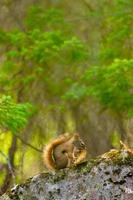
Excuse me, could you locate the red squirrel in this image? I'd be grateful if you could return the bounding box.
[43,133,87,170]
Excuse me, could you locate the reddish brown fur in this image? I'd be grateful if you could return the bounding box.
[43,134,72,170]
[43,133,87,170]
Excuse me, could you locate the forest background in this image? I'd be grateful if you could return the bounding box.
[0,0,133,195]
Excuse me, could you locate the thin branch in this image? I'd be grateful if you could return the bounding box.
[82,0,94,12]
[16,135,43,153]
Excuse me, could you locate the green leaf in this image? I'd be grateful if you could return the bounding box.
[0,95,33,134]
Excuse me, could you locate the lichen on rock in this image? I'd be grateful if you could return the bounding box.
[1,148,133,200]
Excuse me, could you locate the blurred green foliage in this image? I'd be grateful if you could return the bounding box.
[0,95,33,134]
[0,7,87,103]
[83,59,133,117]
[63,58,133,117]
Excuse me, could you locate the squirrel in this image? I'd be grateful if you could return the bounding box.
[43,133,87,170]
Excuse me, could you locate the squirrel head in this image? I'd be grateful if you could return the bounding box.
[71,133,87,165]
[72,133,86,150]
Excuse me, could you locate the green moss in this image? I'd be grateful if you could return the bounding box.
[74,149,133,174]
[52,169,67,182]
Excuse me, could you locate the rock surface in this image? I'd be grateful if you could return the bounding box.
[1,152,133,200]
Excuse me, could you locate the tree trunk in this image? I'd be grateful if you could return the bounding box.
[0,136,17,195]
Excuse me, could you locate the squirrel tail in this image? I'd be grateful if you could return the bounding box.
[43,133,72,170]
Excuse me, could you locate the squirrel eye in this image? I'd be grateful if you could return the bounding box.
[80,142,85,147]
[73,140,85,149]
